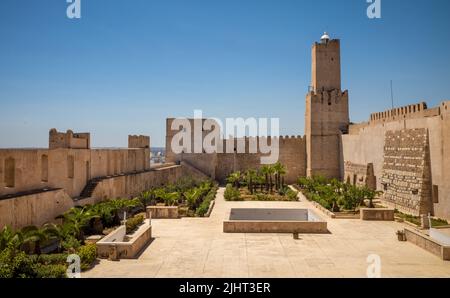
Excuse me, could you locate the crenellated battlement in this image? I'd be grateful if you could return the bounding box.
[369,102,441,124]
[128,135,150,149]
[307,89,348,105]
[49,128,90,149]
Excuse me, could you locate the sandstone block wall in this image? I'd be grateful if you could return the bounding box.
[49,129,90,149]
[0,144,150,198]
[89,165,182,202]
[305,90,349,178]
[128,135,150,149]
[343,100,450,220]
[166,118,307,184]
[381,129,432,216]
[344,161,376,189]
[0,189,74,230]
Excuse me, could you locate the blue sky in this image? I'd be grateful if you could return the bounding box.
[1,0,449,147]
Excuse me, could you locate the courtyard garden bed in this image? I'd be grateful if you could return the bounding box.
[139,178,219,217]
[223,163,299,202]
[0,178,217,277]
[296,176,382,218]
[0,196,145,277]
[394,210,449,228]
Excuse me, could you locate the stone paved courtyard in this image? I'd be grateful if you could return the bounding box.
[83,188,450,278]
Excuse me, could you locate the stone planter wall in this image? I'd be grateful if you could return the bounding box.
[146,206,179,219]
[97,219,152,260]
[404,227,450,260]
[360,208,395,221]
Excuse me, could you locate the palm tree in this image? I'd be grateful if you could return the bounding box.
[162,192,180,206]
[184,189,200,210]
[227,171,242,189]
[260,166,270,192]
[245,170,257,194]
[57,207,97,241]
[20,226,52,255]
[140,190,155,206]
[41,223,68,252]
[273,162,286,190]
[266,165,276,193]
[0,225,21,251]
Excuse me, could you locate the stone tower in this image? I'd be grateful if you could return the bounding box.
[305,33,349,178]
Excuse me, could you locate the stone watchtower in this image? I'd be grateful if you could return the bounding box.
[305,33,349,178]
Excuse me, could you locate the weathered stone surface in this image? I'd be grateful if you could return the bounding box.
[146,206,179,219]
[360,208,394,221]
[380,129,432,216]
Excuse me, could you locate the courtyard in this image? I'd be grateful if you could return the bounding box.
[83,188,450,278]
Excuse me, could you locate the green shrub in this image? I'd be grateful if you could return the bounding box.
[36,253,69,265]
[224,184,242,201]
[286,189,298,201]
[32,263,67,278]
[61,235,81,251]
[77,244,97,268]
[254,193,270,201]
[195,186,218,217]
[126,214,145,234]
[0,245,36,278]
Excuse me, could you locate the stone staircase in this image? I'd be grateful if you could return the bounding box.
[78,178,102,199]
[180,160,212,180]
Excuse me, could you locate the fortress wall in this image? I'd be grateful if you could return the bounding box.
[343,101,450,220]
[278,136,307,183]
[0,164,187,230]
[214,136,306,184]
[166,117,307,184]
[0,148,150,198]
[90,165,183,202]
[0,189,74,230]
[128,135,150,149]
[180,153,216,178]
[381,129,432,216]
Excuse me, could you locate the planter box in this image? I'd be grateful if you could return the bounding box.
[404,227,450,260]
[97,219,152,260]
[146,206,179,219]
[360,208,394,221]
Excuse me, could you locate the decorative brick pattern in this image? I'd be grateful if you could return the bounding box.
[381,129,432,215]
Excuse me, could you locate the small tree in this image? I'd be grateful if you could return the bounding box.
[227,172,242,189]
[361,187,382,208]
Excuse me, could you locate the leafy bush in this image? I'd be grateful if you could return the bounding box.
[195,186,218,217]
[254,193,270,201]
[126,215,145,234]
[0,245,35,278]
[297,176,382,212]
[36,253,69,265]
[32,263,67,278]
[78,244,97,268]
[61,235,81,251]
[286,189,298,201]
[224,184,242,201]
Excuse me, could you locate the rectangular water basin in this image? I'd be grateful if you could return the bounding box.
[223,208,328,233]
